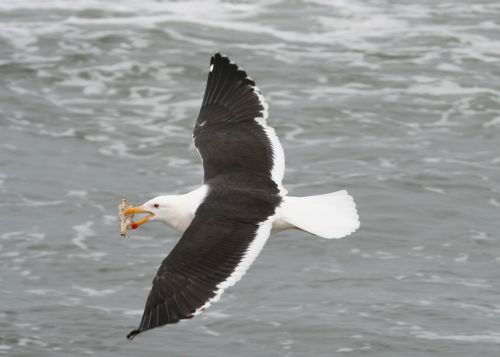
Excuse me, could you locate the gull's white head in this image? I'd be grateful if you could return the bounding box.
[124,195,184,230]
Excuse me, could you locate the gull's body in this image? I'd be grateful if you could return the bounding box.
[146,186,357,237]
[124,54,360,339]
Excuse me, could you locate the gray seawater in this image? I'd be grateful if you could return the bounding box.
[1,0,500,356]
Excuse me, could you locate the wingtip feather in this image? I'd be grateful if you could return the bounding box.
[126,329,141,340]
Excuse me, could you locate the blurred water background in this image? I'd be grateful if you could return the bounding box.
[1,0,500,356]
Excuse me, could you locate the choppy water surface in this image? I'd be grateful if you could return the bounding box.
[1,0,500,356]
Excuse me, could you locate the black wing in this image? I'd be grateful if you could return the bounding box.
[193,53,284,184]
[127,182,279,340]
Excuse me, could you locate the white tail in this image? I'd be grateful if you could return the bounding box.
[276,190,360,239]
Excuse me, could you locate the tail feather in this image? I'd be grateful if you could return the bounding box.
[280,190,360,239]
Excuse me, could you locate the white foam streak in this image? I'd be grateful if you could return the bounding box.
[71,221,95,251]
[415,331,500,344]
[72,285,118,297]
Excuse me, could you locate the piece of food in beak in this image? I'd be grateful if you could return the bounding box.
[126,206,154,230]
[119,199,134,238]
[119,202,155,235]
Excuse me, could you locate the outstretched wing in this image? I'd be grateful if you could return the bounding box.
[126,184,279,340]
[193,53,285,187]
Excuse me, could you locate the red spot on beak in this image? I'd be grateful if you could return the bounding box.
[131,223,139,230]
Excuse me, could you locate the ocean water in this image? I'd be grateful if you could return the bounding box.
[1,0,500,356]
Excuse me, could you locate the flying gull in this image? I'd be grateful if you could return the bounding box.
[123,53,360,339]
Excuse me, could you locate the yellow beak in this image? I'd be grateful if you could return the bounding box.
[124,206,154,230]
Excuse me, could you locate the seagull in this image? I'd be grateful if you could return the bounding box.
[123,53,360,339]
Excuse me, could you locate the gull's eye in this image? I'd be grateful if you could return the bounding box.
[153,203,160,209]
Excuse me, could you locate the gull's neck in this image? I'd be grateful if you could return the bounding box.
[162,185,208,233]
